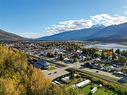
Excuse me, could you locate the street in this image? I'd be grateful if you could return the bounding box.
[43,61,127,82]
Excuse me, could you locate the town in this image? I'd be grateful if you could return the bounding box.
[1,0,127,95]
[5,41,127,95]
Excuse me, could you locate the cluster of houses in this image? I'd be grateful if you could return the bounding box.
[83,59,127,76]
[7,41,127,76]
[5,41,127,94]
[7,42,94,63]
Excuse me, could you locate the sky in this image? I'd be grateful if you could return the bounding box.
[0,0,127,38]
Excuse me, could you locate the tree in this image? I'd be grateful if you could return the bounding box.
[119,56,126,63]
[28,68,51,95]
[115,49,120,55]
[112,52,116,60]
[0,45,84,95]
[0,45,51,95]
[121,50,127,57]
[101,51,105,59]
[59,54,63,61]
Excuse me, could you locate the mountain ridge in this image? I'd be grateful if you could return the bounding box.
[37,22,127,42]
[0,29,27,41]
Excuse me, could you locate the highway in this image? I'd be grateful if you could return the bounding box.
[28,54,127,88]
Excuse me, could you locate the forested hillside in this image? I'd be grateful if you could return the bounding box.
[0,29,27,41]
[0,45,81,95]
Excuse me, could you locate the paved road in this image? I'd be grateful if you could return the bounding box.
[82,68,121,80]
[67,62,125,80]
[43,67,69,80]
[68,68,127,88]
[28,54,127,83]
[42,61,125,81]
[42,62,81,80]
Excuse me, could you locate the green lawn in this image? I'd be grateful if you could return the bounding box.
[83,84,115,95]
[47,64,56,71]
[83,85,91,94]
[66,77,116,95]
[61,74,116,95]
[95,88,115,95]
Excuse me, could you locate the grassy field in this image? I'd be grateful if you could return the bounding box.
[60,75,116,95]
[83,84,115,95]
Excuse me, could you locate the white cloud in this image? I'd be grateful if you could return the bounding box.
[91,14,127,26]
[19,33,44,38]
[45,14,127,36]
[46,19,93,35]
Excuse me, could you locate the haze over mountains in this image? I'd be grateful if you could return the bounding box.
[37,22,127,42]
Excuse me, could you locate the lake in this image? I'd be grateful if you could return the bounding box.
[85,43,127,51]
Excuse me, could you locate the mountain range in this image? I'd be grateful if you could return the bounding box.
[0,22,127,42]
[0,29,26,41]
[37,22,127,42]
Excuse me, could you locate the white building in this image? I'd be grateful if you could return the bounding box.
[74,79,91,88]
[91,87,97,94]
[61,76,70,83]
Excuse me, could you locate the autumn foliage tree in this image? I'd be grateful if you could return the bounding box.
[0,45,81,95]
[0,45,51,95]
